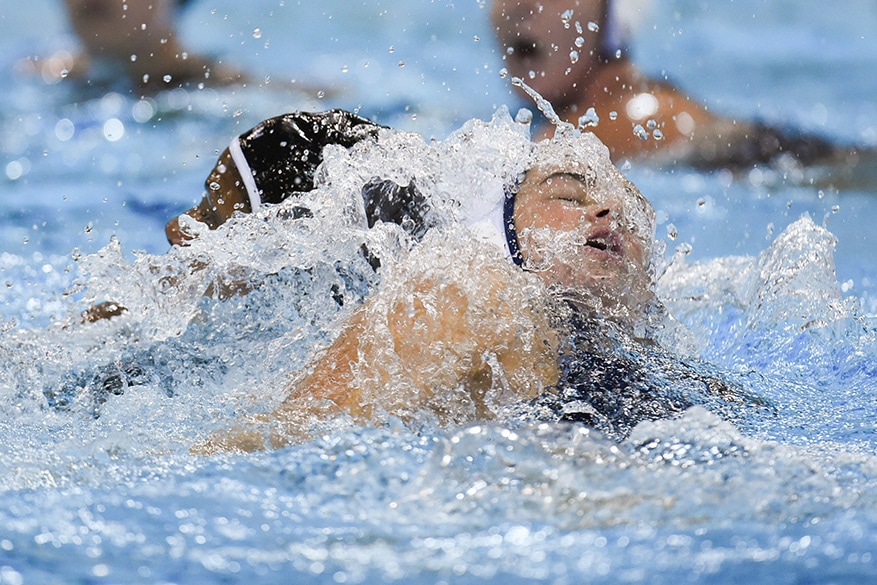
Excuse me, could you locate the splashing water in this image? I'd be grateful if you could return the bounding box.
[0,107,875,583]
[1,0,877,581]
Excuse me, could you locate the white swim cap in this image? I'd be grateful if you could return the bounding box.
[461,179,523,265]
[458,131,654,268]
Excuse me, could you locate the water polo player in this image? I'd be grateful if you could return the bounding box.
[164,110,432,248]
[58,0,243,89]
[182,110,756,453]
[491,0,850,169]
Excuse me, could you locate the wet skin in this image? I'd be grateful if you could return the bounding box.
[513,163,653,316]
[490,0,723,161]
[165,149,251,246]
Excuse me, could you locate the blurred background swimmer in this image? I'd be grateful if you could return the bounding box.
[35,0,245,90]
[491,0,856,170]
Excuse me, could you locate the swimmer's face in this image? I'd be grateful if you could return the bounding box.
[513,150,654,316]
[491,0,606,107]
[165,149,251,246]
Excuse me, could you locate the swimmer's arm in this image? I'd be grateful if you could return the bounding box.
[192,312,368,455]
[199,263,560,453]
[282,266,560,425]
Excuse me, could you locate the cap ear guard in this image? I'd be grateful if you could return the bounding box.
[228,135,262,213]
[503,186,523,266]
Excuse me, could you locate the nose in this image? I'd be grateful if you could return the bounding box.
[587,199,621,223]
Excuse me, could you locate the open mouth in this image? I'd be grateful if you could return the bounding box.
[584,231,622,257]
[586,237,608,251]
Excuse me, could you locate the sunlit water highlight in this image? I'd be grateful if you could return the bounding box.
[1,0,877,583]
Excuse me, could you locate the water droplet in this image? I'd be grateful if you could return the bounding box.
[499,67,508,78]
[588,21,600,32]
[398,61,406,67]
[252,28,262,39]
[515,108,533,125]
[578,107,599,129]
[209,181,221,192]
[341,65,349,73]
[666,224,678,241]
[102,118,125,142]
[163,74,172,83]
[652,129,664,140]
[575,36,585,48]
[473,35,480,43]
[561,9,574,27]
[609,111,618,120]
[130,54,137,62]
[569,50,579,64]
[54,118,75,142]
[633,124,649,140]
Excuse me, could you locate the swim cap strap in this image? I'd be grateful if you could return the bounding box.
[503,187,523,266]
[228,135,262,213]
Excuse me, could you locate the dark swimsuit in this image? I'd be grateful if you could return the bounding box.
[524,309,761,441]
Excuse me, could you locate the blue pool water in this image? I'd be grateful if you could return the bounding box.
[1,0,877,583]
